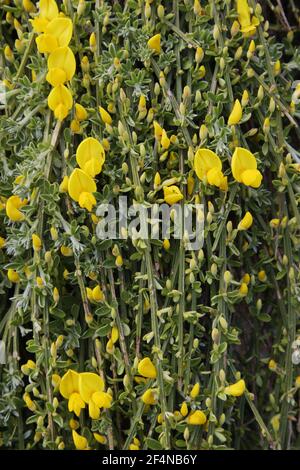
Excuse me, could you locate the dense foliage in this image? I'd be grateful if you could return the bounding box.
[0,0,300,450]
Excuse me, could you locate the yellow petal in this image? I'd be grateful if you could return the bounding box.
[48,84,73,112]
[72,430,88,450]
[68,169,96,202]
[231,147,257,182]
[54,103,69,121]
[99,106,112,125]
[83,158,103,177]
[138,357,157,379]
[30,17,49,33]
[161,129,170,149]
[238,211,253,230]
[141,388,157,405]
[194,148,222,181]
[237,0,251,28]
[187,410,207,425]
[68,392,85,417]
[47,46,76,84]
[6,195,26,221]
[59,175,69,193]
[224,379,246,396]
[7,268,20,283]
[241,169,262,188]
[59,370,79,399]
[75,103,88,121]
[88,399,100,419]
[190,382,200,399]
[153,121,163,140]
[228,99,243,125]
[76,137,105,170]
[78,192,96,212]
[148,34,161,54]
[93,433,106,445]
[36,33,58,53]
[78,372,104,403]
[207,167,224,187]
[45,17,73,47]
[46,68,67,87]
[39,0,59,21]
[92,285,104,302]
[92,391,112,409]
[163,185,183,205]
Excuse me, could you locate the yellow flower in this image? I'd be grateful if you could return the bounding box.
[39,0,59,21]
[6,195,27,221]
[45,17,73,47]
[36,276,45,288]
[147,33,161,54]
[32,234,42,251]
[76,137,105,176]
[180,401,188,417]
[258,270,267,282]
[46,47,76,87]
[238,211,253,230]
[187,410,207,425]
[295,376,300,388]
[53,287,59,303]
[153,121,163,141]
[224,378,246,396]
[30,17,49,33]
[228,99,243,125]
[163,186,183,205]
[270,218,280,228]
[194,148,226,189]
[141,388,157,405]
[72,430,88,450]
[161,129,170,149]
[60,245,73,256]
[239,282,248,296]
[59,175,69,193]
[7,269,20,283]
[194,148,222,181]
[190,382,200,399]
[268,359,277,371]
[60,370,85,417]
[138,357,157,379]
[68,169,96,202]
[35,33,58,54]
[231,147,263,188]
[242,273,250,284]
[94,433,106,445]
[99,106,112,125]
[237,0,259,34]
[78,373,104,403]
[75,103,88,121]
[0,236,6,249]
[92,285,104,302]
[78,192,96,212]
[47,84,73,121]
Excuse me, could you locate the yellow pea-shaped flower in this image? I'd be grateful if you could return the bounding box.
[231,147,263,188]
[46,47,76,87]
[224,378,246,397]
[68,168,96,202]
[138,357,157,379]
[147,33,161,54]
[163,186,183,205]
